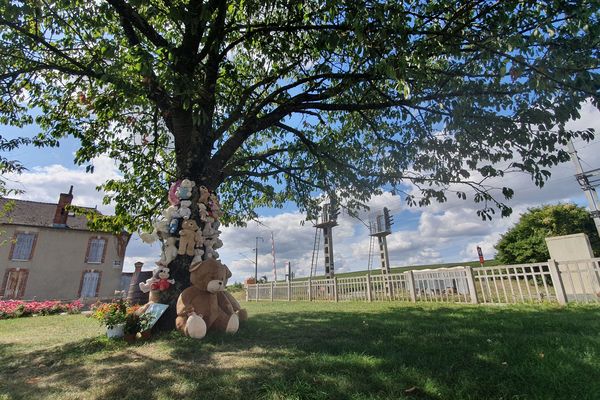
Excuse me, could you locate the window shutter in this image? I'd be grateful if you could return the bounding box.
[11,233,36,261]
[80,271,101,297]
[86,238,106,263]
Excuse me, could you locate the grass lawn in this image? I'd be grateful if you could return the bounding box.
[1,302,599,400]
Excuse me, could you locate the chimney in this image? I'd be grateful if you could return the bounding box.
[53,186,74,227]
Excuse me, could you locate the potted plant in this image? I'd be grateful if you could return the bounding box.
[138,312,153,340]
[123,307,153,343]
[91,300,128,339]
[123,313,140,343]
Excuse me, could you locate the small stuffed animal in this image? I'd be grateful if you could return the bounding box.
[177,179,195,200]
[202,220,217,237]
[157,237,178,266]
[203,237,219,259]
[139,268,160,293]
[208,193,223,220]
[198,203,209,222]
[168,180,182,205]
[178,200,192,219]
[192,247,205,265]
[175,259,239,339]
[178,219,201,256]
[150,266,175,291]
[198,185,210,204]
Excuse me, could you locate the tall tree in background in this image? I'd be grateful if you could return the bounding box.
[495,203,600,264]
[1,0,599,328]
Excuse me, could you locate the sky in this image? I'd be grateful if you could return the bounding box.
[2,102,600,284]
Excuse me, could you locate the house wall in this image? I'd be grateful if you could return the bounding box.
[0,224,127,300]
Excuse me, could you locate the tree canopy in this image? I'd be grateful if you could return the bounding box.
[1,0,599,230]
[495,203,600,264]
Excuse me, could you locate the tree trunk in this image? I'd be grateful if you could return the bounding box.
[151,179,223,333]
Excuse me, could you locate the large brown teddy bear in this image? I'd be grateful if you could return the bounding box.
[175,259,239,339]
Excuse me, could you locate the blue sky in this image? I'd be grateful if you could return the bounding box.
[2,101,600,283]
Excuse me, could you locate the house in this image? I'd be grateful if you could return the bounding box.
[0,187,130,301]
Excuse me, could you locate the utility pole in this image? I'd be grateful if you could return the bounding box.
[254,236,264,283]
[567,140,600,236]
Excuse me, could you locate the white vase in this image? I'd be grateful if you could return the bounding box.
[106,324,125,339]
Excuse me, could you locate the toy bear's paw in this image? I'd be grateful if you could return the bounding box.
[186,313,207,339]
[225,313,239,334]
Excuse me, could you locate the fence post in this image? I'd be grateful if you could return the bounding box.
[287,280,291,302]
[256,282,260,301]
[366,274,373,302]
[246,284,249,302]
[547,259,568,305]
[464,266,479,304]
[270,282,274,302]
[308,279,312,301]
[405,271,417,302]
[334,277,339,302]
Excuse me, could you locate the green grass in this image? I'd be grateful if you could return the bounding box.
[1,302,599,400]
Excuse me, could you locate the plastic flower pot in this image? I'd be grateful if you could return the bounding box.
[106,324,125,339]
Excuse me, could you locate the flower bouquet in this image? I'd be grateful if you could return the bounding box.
[91,299,128,338]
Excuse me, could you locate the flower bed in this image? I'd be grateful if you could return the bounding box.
[0,300,83,319]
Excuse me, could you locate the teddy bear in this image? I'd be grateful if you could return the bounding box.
[198,185,211,204]
[198,203,209,222]
[203,237,219,259]
[175,259,239,339]
[192,247,205,265]
[177,179,195,200]
[208,193,223,220]
[178,219,202,256]
[202,220,218,237]
[157,237,178,266]
[178,200,192,219]
[140,218,170,244]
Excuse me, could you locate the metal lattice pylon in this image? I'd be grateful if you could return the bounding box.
[310,227,321,278]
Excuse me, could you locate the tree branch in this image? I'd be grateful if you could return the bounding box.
[105,0,171,49]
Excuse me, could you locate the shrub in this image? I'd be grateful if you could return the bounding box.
[0,300,83,319]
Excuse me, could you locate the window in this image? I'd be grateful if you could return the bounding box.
[10,233,37,261]
[1,268,29,299]
[79,270,101,298]
[86,237,106,264]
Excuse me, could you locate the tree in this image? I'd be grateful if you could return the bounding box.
[495,203,600,264]
[1,1,598,329]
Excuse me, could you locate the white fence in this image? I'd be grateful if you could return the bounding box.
[246,258,600,305]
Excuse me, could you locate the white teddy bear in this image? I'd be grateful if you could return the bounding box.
[157,237,178,266]
[178,200,192,219]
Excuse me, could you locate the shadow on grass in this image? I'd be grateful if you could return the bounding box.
[1,304,599,400]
